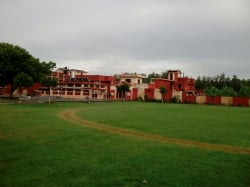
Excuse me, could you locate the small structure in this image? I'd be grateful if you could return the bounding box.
[120,73,146,85]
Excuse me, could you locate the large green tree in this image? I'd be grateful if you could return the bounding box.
[0,43,56,97]
[13,72,34,96]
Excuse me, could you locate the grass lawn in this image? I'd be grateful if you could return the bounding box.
[0,102,250,186]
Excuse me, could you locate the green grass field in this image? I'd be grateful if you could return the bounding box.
[0,102,250,186]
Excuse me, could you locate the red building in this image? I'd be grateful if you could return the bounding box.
[43,69,195,102]
[143,70,195,101]
[0,68,195,103]
[39,68,116,100]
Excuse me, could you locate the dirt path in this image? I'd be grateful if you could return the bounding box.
[59,109,250,155]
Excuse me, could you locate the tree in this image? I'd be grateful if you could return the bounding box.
[195,73,250,96]
[229,75,241,92]
[161,71,168,79]
[40,76,58,104]
[13,72,34,96]
[116,83,130,100]
[159,86,167,103]
[219,86,237,97]
[144,72,161,83]
[113,74,121,81]
[238,85,250,97]
[0,43,56,97]
[195,76,203,90]
[205,86,219,96]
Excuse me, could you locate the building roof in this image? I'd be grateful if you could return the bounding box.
[120,73,146,78]
[56,68,87,73]
[166,70,182,73]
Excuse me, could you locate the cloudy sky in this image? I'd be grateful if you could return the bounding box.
[1,0,249,78]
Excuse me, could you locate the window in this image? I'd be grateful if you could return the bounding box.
[170,73,173,80]
[125,79,131,83]
[178,84,182,90]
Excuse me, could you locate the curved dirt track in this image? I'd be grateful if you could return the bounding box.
[59,109,250,155]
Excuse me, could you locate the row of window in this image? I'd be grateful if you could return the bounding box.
[58,84,106,88]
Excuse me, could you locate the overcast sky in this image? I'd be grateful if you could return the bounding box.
[1,0,249,78]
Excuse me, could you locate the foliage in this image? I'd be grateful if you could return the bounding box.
[116,83,130,98]
[144,71,168,83]
[161,71,168,79]
[238,85,250,97]
[194,76,204,90]
[0,42,56,97]
[113,74,121,81]
[197,73,250,97]
[13,72,34,88]
[159,86,167,95]
[170,95,181,103]
[219,87,237,97]
[40,76,58,88]
[205,86,220,96]
[159,86,167,102]
[137,96,143,101]
[144,72,161,83]
[205,85,250,97]
[13,72,34,97]
[40,76,58,104]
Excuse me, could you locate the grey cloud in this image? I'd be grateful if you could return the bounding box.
[0,0,249,78]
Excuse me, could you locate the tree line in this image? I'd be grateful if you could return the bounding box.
[195,73,250,97]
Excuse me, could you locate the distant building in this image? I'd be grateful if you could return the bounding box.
[120,73,146,85]
[39,68,115,100]
[115,70,195,101]
[148,70,195,101]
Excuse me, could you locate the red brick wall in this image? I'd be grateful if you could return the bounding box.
[207,96,221,105]
[154,79,170,88]
[145,88,154,100]
[233,97,249,106]
[132,88,138,100]
[182,94,196,103]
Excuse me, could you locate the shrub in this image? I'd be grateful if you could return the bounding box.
[170,96,180,103]
[137,96,143,101]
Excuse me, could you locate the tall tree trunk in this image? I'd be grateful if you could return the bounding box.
[123,91,125,102]
[49,87,51,104]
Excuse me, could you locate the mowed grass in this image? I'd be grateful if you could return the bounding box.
[0,102,250,187]
[77,102,250,148]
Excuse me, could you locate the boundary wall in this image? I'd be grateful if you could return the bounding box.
[186,95,249,107]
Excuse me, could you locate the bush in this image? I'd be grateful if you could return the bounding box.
[170,96,180,103]
[205,86,220,96]
[219,87,237,97]
[239,85,250,97]
[137,96,143,101]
